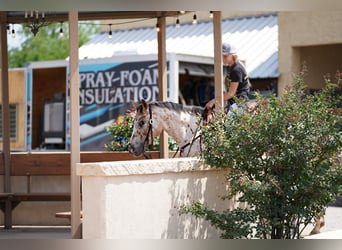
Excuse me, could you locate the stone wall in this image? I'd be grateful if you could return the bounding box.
[78,157,236,239]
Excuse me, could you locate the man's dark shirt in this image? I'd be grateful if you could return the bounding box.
[227,61,251,104]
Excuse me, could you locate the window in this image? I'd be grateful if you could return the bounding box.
[0,104,18,141]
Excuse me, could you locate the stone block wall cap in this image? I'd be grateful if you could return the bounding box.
[76,157,224,177]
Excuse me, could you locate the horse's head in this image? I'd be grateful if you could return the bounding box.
[128,99,152,156]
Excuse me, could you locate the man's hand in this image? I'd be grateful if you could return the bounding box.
[205,99,215,109]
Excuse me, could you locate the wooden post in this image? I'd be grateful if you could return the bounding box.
[68,11,82,239]
[213,11,224,108]
[157,16,168,158]
[0,11,12,229]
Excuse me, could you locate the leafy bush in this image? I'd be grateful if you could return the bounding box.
[105,113,134,151]
[180,74,342,239]
[105,111,178,152]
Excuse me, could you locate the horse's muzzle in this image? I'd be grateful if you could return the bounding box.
[128,143,144,156]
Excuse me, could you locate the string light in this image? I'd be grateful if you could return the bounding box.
[8,14,189,40]
[11,24,15,38]
[192,12,197,24]
[59,22,64,37]
[209,11,214,19]
[108,24,112,39]
[175,17,180,28]
[155,18,160,32]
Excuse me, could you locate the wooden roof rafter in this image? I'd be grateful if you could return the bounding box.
[5,11,188,24]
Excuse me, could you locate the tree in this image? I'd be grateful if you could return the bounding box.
[180,73,342,239]
[8,22,99,68]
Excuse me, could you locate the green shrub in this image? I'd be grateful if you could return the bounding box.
[105,113,135,151]
[181,75,342,239]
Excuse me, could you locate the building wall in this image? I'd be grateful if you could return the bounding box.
[300,44,342,89]
[0,69,26,150]
[278,11,342,95]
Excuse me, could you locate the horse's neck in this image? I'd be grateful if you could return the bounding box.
[153,107,198,147]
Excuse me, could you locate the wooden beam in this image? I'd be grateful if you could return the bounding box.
[68,11,82,239]
[6,11,183,24]
[0,11,12,229]
[157,16,168,159]
[1,152,161,176]
[157,17,167,103]
[213,11,224,108]
[78,11,181,20]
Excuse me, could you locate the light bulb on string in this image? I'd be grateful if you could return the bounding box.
[192,13,197,24]
[108,24,112,39]
[209,11,213,19]
[156,20,160,32]
[59,22,64,38]
[11,24,15,38]
[176,17,180,28]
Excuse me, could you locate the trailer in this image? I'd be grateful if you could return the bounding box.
[23,53,215,151]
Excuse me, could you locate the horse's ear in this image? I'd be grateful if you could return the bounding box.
[141,99,148,111]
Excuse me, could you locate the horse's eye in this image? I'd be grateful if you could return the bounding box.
[138,120,145,127]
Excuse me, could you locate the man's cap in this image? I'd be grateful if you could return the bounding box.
[222,41,237,55]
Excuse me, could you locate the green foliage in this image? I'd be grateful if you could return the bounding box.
[105,112,178,152]
[105,114,134,151]
[179,202,256,239]
[9,22,99,68]
[181,75,342,239]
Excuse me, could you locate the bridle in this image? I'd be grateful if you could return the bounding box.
[141,104,154,159]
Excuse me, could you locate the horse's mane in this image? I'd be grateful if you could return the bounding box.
[148,101,204,115]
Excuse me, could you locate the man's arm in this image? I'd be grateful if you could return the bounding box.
[205,81,239,109]
[223,81,238,102]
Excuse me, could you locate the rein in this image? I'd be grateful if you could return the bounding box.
[142,104,153,159]
[172,106,212,158]
[172,128,202,158]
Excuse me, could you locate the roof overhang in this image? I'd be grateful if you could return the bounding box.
[5,11,186,24]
